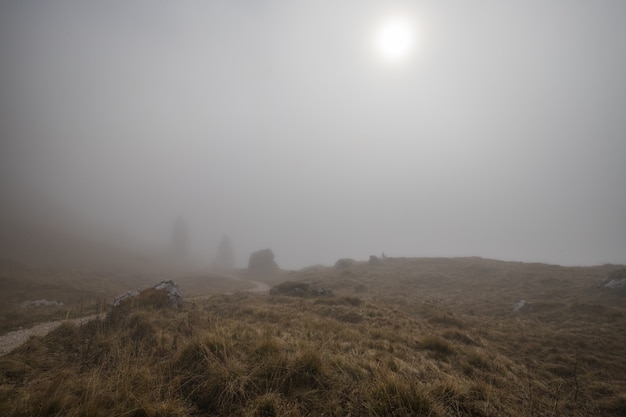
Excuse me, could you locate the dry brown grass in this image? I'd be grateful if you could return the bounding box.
[1,257,625,416]
[0,260,118,333]
[0,259,252,333]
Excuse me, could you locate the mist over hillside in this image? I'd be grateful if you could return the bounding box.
[2,1,625,270]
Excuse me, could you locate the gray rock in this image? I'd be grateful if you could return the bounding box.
[314,287,334,296]
[512,300,526,312]
[154,280,184,307]
[112,280,183,308]
[601,269,626,292]
[20,299,64,308]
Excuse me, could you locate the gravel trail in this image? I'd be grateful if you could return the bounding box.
[0,314,104,356]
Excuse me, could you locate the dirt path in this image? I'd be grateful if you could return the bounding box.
[0,314,104,356]
[0,277,271,356]
[240,278,271,294]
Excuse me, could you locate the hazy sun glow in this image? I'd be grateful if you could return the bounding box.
[375,16,415,62]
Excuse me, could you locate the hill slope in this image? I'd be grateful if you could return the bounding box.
[1,257,625,416]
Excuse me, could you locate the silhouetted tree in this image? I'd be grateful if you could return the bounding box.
[170,216,188,262]
[215,235,234,271]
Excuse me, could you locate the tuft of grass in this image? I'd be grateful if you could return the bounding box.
[369,374,432,416]
[427,312,466,328]
[419,335,455,358]
[465,349,494,371]
[285,349,326,392]
[314,296,362,307]
[598,393,626,415]
[246,393,279,417]
[443,329,479,346]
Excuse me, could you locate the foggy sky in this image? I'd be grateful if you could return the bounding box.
[2,0,625,268]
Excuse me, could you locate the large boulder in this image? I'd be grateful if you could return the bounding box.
[153,280,184,307]
[601,269,626,292]
[112,280,183,308]
[247,249,279,277]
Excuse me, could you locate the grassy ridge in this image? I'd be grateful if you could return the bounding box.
[1,257,625,416]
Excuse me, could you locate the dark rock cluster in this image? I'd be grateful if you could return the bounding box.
[269,281,333,297]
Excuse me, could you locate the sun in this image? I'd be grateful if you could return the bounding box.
[374,16,416,62]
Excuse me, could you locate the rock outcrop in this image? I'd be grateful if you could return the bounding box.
[247,249,279,277]
[153,280,184,307]
[112,280,183,308]
[334,258,355,269]
[601,269,626,291]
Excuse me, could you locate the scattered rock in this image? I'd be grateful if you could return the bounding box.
[313,287,334,296]
[369,255,381,265]
[601,269,626,291]
[334,258,355,269]
[112,280,183,308]
[270,281,333,297]
[20,299,64,308]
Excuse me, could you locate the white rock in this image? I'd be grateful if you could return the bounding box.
[512,300,526,312]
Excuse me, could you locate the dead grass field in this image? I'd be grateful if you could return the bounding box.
[1,257,625,416]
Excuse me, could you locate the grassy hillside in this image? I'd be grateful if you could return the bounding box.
[0,259,252,333]
[1,257,625,416]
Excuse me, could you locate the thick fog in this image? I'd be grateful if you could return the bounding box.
[2,1,625,269]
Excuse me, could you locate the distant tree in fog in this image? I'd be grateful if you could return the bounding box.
[170,216,188,262]
[215,235,234,270]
